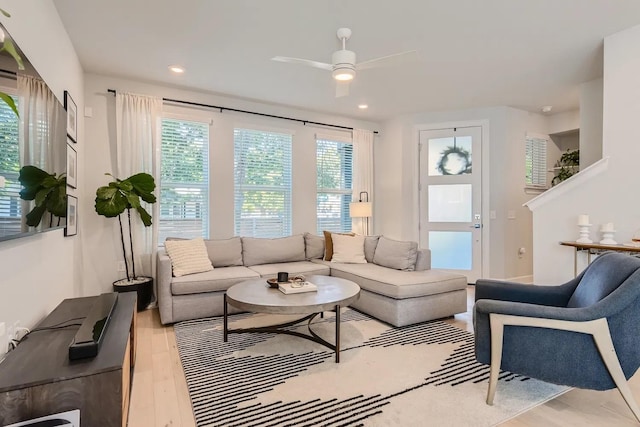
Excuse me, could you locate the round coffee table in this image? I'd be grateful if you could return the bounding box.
[224,275,360,362]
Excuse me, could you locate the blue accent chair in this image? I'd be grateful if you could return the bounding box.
[474,252,640,421]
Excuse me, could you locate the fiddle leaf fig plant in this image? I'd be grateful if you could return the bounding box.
[18,165,67,227]
[95,173,156,282]
[0,9,24,117]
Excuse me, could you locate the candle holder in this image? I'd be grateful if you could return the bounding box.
[600,229,617,245]
[576,224,592,244]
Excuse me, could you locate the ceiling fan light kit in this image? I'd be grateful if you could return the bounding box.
[271,27,416,97]
[331,48,356,81]
[333,67,355,81]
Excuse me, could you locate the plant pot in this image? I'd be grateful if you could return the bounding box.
[113,276,153,311]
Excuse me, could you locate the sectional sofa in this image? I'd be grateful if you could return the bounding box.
[157,233,468,327]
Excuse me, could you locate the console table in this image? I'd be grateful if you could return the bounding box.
[0,292,137,427]
[560,241,640,276]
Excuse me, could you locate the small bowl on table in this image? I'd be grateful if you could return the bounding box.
[266,275,306,289]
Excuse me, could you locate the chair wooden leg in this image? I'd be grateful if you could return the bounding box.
[483,313,640,418]
[487,314,505,405]
[591,319,640,423]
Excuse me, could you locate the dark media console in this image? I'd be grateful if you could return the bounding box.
[0,292,137,427]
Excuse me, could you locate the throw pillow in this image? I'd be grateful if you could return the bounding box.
[203,237,243,267]
[372,236,418,271]
[323,230,355,261]
[304,232,325,260]
[331,233,367,263]
[364,235,381,263]
[164,237,214,277]
[242,235,306,266]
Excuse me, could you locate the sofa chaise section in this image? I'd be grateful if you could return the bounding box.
[312,248,467,326]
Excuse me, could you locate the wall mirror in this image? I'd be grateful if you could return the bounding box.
[0,22,68,242]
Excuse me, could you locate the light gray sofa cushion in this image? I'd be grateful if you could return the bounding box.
[242,234,306,266]
[304,232,325,260]
[315,260,467,299]
[415,249,431,271]
[248,261,331,278]
[171,266,260,295]
[204,237,243,267]
[364,235,380,263]
[373,236,418,271]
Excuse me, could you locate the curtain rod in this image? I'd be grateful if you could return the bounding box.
[0,69,17,79]
[107,89,378,134]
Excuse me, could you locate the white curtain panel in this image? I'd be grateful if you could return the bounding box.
[352,128,374,235]
[18,74,63,232]
[18,74,63,175]
[115,92,162,286]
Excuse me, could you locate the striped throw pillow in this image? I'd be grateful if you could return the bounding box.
[164,237,213,277]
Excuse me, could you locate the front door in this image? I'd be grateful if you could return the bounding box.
[419,126,482,283]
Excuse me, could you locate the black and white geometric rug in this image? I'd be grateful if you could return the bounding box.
[174,309,567,427]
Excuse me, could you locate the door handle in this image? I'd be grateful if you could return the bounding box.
[469,224,481,229]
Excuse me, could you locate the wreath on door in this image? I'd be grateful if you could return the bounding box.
[437,145,472,175]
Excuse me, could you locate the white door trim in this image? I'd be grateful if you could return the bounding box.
[413,120,490,281]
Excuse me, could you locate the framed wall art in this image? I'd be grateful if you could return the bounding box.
[64,90,77,143]
[65,194,78,237]
[66,140,77,188]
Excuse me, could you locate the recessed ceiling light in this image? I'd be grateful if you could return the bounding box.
[358,104,368,109]
[541,105,553,113]
[169,65,185,74]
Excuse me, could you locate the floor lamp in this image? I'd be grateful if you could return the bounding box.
[350,191,372,235]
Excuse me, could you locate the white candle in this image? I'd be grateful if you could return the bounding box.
[578,214,589,226]
[602,222,614,232]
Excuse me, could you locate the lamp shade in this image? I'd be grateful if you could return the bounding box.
[349,201,372,218]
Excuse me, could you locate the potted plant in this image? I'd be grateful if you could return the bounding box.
[0,8,25,117]
[18,165,67,227]
[95,172,156,310]
[552,149,580,186]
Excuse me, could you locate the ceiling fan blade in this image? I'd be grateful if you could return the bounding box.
[271,56,333,71]
[335,81,350,98]
[356,50,419,71]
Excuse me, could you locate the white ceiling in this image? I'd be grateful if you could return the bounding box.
[52,0,640,121]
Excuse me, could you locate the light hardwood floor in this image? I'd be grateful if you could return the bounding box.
[128,287,640,426]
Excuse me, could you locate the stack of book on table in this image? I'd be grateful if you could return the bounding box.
[278,281,318,294]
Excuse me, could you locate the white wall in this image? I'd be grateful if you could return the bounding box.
[580,78,603,168]
[547,110,579,135]
[83,73,379,292]
[376,106,548,280]
[0,1,84,329]
[530,24,640,284]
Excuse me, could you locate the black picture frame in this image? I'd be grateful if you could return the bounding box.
[64,90,77,143]
[65,194,78,237]
[66,140,77,188]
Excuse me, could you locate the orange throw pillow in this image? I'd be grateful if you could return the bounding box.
[323,230,355,261]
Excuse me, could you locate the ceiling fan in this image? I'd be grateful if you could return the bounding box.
[272,28,417,97]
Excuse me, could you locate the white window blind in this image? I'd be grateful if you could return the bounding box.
[158,118,209,244]
[0,95,21,237]
[316,138,353,234]
[234,128,292,237]
[525,135,548,189]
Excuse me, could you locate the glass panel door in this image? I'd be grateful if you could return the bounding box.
[419,126,482,282]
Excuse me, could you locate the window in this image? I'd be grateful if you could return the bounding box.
[0,94,21,236]
[316,137,353,234]
[234,128,292,237]
[158,118,209,244]
[525,134,548,190]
